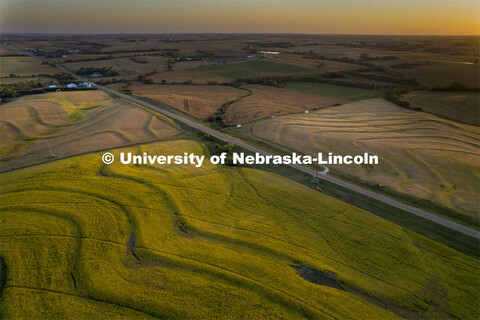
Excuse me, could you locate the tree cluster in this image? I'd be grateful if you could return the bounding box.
[0,80,44,102]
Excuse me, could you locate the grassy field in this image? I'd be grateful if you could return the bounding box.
[0,91,179,171]
[0,56,59,77]
[0,139,478,319]
[225,85,346,124]
[404,91,480,126]
[129,84,247,119]
[283,82,379,101]
[272,57,359,72]
[240,98,480,224]
[201,60,322,79]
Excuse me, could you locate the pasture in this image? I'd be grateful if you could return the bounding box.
[246,98,480,222]
[0,91,179,171]
[283,82,379,101]
[0,139,478,319]
[201,60,322,79]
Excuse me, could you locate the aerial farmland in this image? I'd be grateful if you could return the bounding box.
[0,4,479,318]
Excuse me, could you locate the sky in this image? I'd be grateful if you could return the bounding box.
[1,0,479,35]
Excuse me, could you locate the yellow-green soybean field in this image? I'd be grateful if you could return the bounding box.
[0,140,478,319]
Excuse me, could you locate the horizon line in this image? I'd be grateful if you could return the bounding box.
[1,31,479,37]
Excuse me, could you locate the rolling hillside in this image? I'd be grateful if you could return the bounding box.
[0,140,478,319]
[244,98,480,222]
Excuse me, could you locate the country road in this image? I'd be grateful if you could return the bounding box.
[48,60,480,240]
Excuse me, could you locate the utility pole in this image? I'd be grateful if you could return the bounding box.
[48,143,54,158]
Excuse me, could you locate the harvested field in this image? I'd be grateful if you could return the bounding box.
[130,84,246,119]
[147,70,232,84]
[248,98,480,217]
[225,85,346,124]
[95,38,247,57]
[402,61,479,88]
[0,139,478,319]
[0,57,58,77]
[0,45,20,56]
[404,91,480,126]
[106,82,128,91]
[0,91,179,171]
[288,44,372,59]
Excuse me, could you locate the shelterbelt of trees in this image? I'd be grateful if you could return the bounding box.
[0,80,44,103]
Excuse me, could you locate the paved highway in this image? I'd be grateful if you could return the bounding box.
[52,61,480,240]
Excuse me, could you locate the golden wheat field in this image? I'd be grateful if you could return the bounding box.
[225,85,346,124]
[130,84,247,119]
[248,98,480,217]
[0,91,179,171]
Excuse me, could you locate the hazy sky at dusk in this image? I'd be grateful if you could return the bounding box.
[1,0,479,35]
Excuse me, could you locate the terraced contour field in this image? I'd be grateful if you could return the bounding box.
[247,98,480,218]
[0,91,179,172]
[0,140,478,319]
